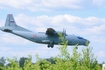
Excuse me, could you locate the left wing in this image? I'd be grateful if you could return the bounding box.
[46,28,58,36]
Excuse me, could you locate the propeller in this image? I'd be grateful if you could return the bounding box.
[63,28,67,36]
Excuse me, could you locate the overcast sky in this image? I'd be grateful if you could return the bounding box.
[0,0,105,63]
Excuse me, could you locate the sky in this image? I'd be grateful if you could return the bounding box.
[0,0,105,63]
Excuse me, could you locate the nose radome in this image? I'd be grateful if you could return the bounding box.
[85,40,90,46]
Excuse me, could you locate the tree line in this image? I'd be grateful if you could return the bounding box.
[0,34,103,70]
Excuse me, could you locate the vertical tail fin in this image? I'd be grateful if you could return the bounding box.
[5,14,17,27]
[3,14,31,32]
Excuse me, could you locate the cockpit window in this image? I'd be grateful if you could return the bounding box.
[77,36,86,40]
[77,37,83,39]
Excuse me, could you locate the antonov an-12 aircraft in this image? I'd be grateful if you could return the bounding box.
[0,14,90,48]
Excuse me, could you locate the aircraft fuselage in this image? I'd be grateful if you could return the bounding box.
[0,14,90,48]
[11,31,89,47]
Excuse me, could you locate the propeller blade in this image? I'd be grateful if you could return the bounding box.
[63,28,66,36]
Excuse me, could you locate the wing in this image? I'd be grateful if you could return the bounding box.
[46,28,58,36]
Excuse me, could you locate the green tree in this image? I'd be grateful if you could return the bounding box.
[19,57,28,69]
[1,33,101,70]
[6,57,22,70]
[45,57,55,64]
[0,57,6,67]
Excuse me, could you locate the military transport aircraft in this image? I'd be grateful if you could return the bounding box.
[0,14,90,48]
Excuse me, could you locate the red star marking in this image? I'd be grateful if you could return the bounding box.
[33,34,37,38]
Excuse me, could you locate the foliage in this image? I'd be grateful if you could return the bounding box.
[0,34,102,70]
[19,57,28,69]
[0,57,5,67]
[5,57,22,70]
